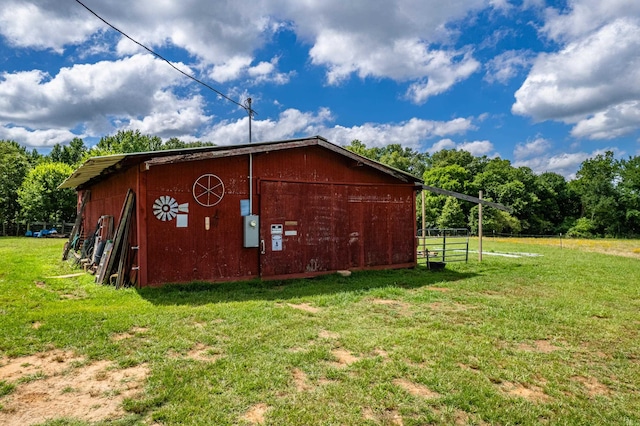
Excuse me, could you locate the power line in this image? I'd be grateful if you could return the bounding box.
[74,0,255,117]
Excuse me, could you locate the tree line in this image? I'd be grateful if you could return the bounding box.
[345,141,640,238]
[1,131,638,238]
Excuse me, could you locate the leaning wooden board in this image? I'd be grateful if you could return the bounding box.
[102,189,135,286]
[95,240,113,284]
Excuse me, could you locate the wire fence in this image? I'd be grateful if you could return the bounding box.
[489,232,565,248]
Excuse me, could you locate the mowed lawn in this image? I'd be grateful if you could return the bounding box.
[0,237,639,425]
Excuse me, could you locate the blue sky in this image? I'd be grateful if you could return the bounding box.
[1,0,640,178]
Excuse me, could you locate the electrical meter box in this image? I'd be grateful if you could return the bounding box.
[243,215,260,248]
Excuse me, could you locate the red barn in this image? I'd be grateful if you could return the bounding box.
[61,136,422,286]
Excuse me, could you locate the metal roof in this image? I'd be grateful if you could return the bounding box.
[59,154,126,189]
[59,136,422,189]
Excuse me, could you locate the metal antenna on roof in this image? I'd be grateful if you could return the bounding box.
[244,97,256,214]
[244,98,255,143]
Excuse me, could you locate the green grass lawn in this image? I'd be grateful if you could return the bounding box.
[1,237,639,425]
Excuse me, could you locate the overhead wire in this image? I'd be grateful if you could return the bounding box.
[74,0,255,116]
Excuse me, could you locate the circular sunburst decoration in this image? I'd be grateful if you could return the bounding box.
[192,174,225,207]
[153,195,179,221]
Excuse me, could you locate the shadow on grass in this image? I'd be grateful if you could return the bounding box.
[136,266,476,306]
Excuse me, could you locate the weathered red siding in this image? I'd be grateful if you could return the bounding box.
[258,180,415,278]
[144,155,257,284]
[82,166,138,238]
[81,141,418,286]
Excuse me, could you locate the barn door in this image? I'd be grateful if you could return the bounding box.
[259,181,348,278]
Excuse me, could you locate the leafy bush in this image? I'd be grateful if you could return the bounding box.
[566,217,597,238]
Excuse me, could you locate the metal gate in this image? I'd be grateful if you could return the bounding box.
[417,228,469,267]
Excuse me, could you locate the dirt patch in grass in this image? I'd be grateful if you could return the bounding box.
[241,403,270,425]
[292,368,312,392]
[370,298,412,315]
[111,326,149,341]
[372,348,389,359]
[0,350,81,381]
[573,376,611,397]
[0,350,148,426]
[499,381,550,403]
[318,329,340,339]
[286,303,320,314]
[433,406,488,426]
[393,378,440,399]
[363,407,404,425]
[186,343,223,362]
[427,287,451,292]
[518,340,563,353]
[429,302,468,312]
[330,348,360,367]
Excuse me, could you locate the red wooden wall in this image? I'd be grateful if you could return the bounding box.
[84,144,417,286]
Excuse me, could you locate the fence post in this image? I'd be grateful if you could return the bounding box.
[442,231,446,262]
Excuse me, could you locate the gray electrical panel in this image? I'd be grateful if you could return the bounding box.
[243,215,260,248]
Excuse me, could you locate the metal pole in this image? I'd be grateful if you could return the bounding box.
[478,191,483,262]
[247,98,253,215]
[421,190,426,255]
[247,97,252,143]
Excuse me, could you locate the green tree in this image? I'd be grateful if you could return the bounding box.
[86,130,163,157]
[437,198,466,228]
[569,151,622,236]
[468,203,521,235]
[378,144,428,178]
[619,155,640,235]
[532,172,580,234]
[421,164,472,227]
[344,140,381,161]
[0,140,31,227]
[17,162,76,224]
[345,140,428,178]
[161,138,215,150]
[428,149,487,177]
[49,138,87,167]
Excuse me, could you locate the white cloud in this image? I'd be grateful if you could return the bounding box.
[0,126,79,148]
[197,109,476,150]
[484,50,533,84]
[513,17,640,139]
[513,149,618,179]
[458,140,495,156]
[512,133,618,178]
[514,152,590,179]
[0,1,101,52]
[1,1,493,93]
[0,54,215,147]
[542,0,640,42]
[309,32,480,102]
[323,117,475,150]
[404,51,480,104]
[425,138,496,156]
[201,107,334,145]
[209,56,253,83]
[124,93,210,138]
[570,101,640,140]
[513,137,551,160]
[427,138,457,153]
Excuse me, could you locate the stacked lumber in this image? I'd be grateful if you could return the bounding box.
[95,189,136,288]
[62,190,91,261]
